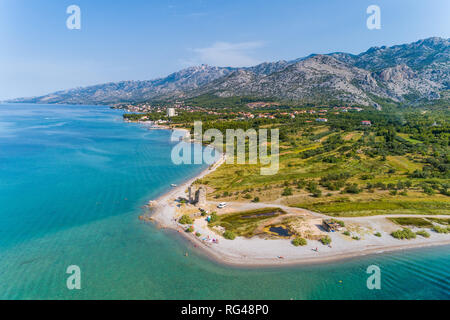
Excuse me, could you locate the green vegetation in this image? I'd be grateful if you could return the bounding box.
[179,214,193,225]
[391,228,417,240]
[186,226,194,233]
[389,217,433,228]
[282,187,293,196]
[296,200,450,217]
[223,230,237,240]
[432,225,449,234]
[125,100,449,219]
[320,236,332,245]
[208,208,286,238]
[427,218,450,225]
[197,106,449,217]
[195,232,202,237]
[184,94,276,109]
[374,232,382,237]
[343,231,351,236]
[416,230,430,238]
[209,212,218,223]
[292,237,308,246]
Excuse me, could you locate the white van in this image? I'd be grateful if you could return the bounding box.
[217,202,227,209]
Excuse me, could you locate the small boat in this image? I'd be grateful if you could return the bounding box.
[171,184,177,187]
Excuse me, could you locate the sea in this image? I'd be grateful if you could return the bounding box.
[0,103,448,300]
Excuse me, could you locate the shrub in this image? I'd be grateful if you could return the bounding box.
[195,232,201,237]
[186,226,194,233]
[374,232,382,237]
[312,190,322,198]
[179,214,193,225]
[344,184,361,194]
[282,187,293,196]
[252,197,260,203]
[209,212,218,223]
[352,236,361,240]
[320,236,332,245]
[307,181,320,193]
[432,225,449,234]
[292,237,308,247]
[296,180,306,189]
[391,228,417,240]
[244,194,252,199]
[223,230,236,240]
[343,231,350,236]
[416,230,430,238]
[423,186,435,195]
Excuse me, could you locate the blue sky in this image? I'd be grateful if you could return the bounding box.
[1,0,449,100]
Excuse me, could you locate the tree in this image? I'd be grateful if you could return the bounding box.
[223,230,236,240]
[179,215,193,225]
[282,187,293,196]
[292,237,307,246]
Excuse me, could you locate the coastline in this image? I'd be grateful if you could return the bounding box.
[143,128,450,267]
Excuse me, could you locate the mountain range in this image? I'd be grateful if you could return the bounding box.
[9,37,450,107]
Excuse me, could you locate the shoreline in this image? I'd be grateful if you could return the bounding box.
[143,128,450,268]
[186,235,450,268]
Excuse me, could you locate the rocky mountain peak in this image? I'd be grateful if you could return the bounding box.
[9,37,449,107]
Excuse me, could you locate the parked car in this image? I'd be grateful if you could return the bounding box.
[217,202,227,209]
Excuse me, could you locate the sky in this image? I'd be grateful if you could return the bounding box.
[1,0,449,100]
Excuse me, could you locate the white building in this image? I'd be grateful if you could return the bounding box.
[167,108,176,117]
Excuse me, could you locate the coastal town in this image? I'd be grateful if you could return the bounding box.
[119,101,374,129]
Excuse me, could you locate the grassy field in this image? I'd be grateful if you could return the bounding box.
[198,125,449,217]
[397,133,423,145]
[388,217,434,228]
[209,208,286,238]
[427,217,450,225]
[293,198,450,217]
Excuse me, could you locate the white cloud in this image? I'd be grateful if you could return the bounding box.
[184,41,264,67]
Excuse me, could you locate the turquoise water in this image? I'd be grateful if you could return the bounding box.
[0,104,449,300]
